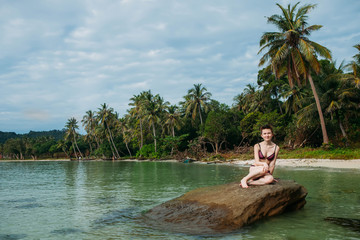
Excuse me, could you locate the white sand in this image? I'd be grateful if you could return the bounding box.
[2,158,359,169]
[232,158,360,169]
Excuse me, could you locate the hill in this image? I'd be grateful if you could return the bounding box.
[0,130,66,144]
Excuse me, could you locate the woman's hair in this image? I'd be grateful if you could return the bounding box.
[260,124,273,134]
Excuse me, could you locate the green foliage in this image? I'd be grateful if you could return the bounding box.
[136,144,160,159]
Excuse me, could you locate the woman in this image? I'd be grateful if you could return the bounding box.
[240,125,280,188]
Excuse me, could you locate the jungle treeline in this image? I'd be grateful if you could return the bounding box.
[1,2,359,160]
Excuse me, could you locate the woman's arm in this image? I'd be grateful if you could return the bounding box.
[269,145,280,174]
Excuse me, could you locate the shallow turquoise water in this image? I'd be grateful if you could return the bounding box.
[0,161,359,239]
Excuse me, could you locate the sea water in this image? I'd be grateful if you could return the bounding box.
[0,161,359,239]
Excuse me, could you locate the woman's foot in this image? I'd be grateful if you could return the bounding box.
[240,178,248,188]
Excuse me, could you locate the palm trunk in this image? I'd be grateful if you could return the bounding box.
[106,134,116,159]
[88,142,93,154]
[94,133,100,149]
[73,135,83,158]
[308,73,329,144]
[171,125,175,156]
[152,123,157,153]
[140,118,143,149]
[72,142,78,159]
[198,105,203,125]
[125,142,132,157]
[338,117,347,139]
[107,125,120,158]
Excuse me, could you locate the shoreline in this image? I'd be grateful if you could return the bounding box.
[231,158,360,169]
[1,158,360,169]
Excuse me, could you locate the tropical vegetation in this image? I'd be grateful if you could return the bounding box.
[1,2,359,160]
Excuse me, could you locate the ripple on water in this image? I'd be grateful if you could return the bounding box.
[6,198,37,203]
[93,207,139,228]
[0,234,27,240]
[14,203,44,209]
[50,228,85,235]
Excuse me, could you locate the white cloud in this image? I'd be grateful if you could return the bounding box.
[0,0,359,132]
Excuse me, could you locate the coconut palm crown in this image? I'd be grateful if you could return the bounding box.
[258,2,332,144]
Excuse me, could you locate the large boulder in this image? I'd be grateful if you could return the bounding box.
[144,179,307,234]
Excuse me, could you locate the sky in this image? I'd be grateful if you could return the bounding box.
[1,0,359,134]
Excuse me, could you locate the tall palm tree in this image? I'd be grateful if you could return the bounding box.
[65,117,83,159]
[97,103,120,159]
[117,116,133,157]
[142,91,169,152]
[164,105,182,138]
[164,105,182,155]
[82,110,100,150]
[258,2,332,144]
[129,93,146,150]
[321,61,358,139]
[182,83,212,125]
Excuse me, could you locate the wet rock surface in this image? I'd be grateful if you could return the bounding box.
[144,179,307,234]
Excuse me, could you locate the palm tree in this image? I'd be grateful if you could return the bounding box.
[344,44,360,88]
[321,61,358,139]
[97,103,120,159]
[65,117,83,159]
[142,91,169,152]
[281,85,310,115]
[258,2,332,144]
[117,116,133,157]
[182,83,212,125]
[164,105,182,156]
[129,93,146,150]
[82,110,100,150]
[164,105,182,137]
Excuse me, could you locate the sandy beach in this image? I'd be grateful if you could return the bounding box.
[1,158,360,170]
[233,158,360,169]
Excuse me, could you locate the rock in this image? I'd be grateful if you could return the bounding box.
[144,179,307,234]
[325,217,360,233]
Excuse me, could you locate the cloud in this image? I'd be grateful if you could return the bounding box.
[0,0,359,132]
[24,110,50,121]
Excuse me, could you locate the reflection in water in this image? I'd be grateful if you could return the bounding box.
[0,161,359,239]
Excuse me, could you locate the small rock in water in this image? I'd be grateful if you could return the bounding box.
[144,179,307,234]
[325,217,360,233]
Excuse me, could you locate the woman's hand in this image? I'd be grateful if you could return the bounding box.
[262,163,269,173]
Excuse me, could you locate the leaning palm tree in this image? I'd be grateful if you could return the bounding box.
[129,93,147,150]
[65,117,83,159]
[258,2,332,144]
[142,91,169,152]
[182,83,212,125]
[82,110,100,150]
[97,103,120,159]
[164,105,182,155]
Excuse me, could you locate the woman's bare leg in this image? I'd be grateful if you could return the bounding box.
[248,174,274,186]
[240,166,266,188]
